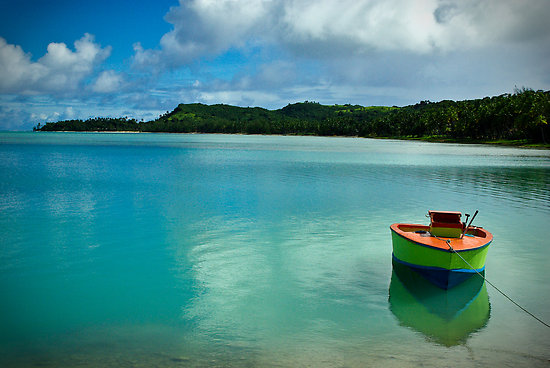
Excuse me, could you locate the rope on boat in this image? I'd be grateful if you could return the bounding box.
[441,238,550,329]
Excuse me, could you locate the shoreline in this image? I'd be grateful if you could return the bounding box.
[388,136,550,149]
[31,130,550,149]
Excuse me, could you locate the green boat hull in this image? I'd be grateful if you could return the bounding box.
[391,229,491,289]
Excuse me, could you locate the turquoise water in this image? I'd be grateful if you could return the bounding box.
[1,132,549,367]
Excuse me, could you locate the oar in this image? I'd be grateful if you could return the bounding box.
[461,210,478,238]
[464,213,470,227]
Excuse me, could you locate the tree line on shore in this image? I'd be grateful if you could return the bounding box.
[36,88,549,144]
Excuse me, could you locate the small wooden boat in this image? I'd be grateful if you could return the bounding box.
[390,210,493,289]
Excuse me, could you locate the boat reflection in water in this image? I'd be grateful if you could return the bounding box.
[389,260,490,347]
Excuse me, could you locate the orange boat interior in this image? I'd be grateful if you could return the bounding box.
[391,210,493,251]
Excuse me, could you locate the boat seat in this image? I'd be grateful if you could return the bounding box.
[430,222,463,238]
[428,210,464,238]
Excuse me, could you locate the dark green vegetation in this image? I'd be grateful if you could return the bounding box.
[36,88,550,145]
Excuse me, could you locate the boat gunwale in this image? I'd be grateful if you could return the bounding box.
[390,223,493,252]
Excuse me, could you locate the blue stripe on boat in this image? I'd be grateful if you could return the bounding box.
[392,254,485,289]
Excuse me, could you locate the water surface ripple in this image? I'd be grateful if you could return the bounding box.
[1,132,549,367]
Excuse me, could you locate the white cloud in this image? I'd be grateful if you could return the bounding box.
[0,34,111,94]
[133,0,550,70]
[133,0,273,69]
[64,106,76,120]
[91,70,124,93]
[0,38,46,92]
[280,0,446,53]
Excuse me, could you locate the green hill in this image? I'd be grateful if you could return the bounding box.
[36,89,550,145]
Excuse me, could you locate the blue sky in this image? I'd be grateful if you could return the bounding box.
[1,0,549,130]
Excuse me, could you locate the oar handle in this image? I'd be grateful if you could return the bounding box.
[461,210,479,238]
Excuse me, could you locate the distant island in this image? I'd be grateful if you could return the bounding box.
[35,88,549,147]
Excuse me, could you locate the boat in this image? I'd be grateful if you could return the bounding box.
[390,210,493,289]
[389,259,490,346]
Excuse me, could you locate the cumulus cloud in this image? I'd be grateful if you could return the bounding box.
[133,0,550,70]
[133,0,273,70]
[0,39,45,92]
[91,70,124,93]
[0,34,111,94]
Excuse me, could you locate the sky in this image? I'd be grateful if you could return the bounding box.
[1,0,549,130]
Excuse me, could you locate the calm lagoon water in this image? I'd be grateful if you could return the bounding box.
[0,132,549,367]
